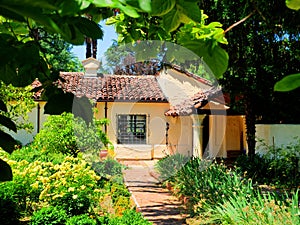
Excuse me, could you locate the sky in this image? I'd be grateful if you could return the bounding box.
[71,21,118,61]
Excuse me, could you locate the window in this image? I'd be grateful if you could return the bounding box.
[117,115,147,144]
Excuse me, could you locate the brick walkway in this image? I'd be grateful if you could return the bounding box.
[121,160,188,225]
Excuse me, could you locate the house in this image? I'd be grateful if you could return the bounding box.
[14,58,247,160]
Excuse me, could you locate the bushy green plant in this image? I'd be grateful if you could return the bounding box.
[37,156,102,215]
[237,138,300,187]
[66,214,97,225]
[155,153,190,181]
[110,183,131,204]
[0,159,49,214]
[92,157,123,178]
[108,209,152,225]
[235,154,271,184]
[52,191,91,216]
[161,157,255,214]
[0,190,21,225]
[11,145,66,164]
[32,112,111,157]
[1,155,104,217]
[195,191,300,225]
[30,206,67,225]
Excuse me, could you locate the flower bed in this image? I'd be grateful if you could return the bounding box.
[155,154,300,224]
[0,113,151,224]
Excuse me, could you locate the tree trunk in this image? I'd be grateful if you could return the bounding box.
[92,39,97,59]
[245,92,256,158]
[85,37,92,58]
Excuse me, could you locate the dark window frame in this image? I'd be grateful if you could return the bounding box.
[117,114,147,144]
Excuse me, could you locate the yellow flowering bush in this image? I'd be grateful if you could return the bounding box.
[0,147,138,223]
[0,155,104,217]
[38,156,103,216]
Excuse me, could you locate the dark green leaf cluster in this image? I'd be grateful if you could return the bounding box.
[236,138,300,188]
[0,189,20,225]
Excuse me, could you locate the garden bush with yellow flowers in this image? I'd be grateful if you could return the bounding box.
[0,113,151,225]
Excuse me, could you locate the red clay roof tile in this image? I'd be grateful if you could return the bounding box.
[58,73,168,102]
[164,86,224,116]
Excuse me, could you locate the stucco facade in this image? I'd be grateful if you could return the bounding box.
[15,58,238,160]
[8,101,48,145]
[256,124,300,154]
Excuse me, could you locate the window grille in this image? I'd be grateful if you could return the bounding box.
[117,114,147,144]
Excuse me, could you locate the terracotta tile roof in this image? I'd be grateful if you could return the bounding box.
[58,72,168,102]
[164,87,224,116]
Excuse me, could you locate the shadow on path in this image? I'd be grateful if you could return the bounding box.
[121,160,188,225]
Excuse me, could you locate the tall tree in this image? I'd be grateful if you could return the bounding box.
[202,0,300,156]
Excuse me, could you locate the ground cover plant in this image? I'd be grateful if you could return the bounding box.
[236,138,300,188]
[0,113,151,224]
[156,153,300,224]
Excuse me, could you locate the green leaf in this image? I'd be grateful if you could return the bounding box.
[0,64,18,86]
[0,159,12,182]
[73,17,103,39]
[0,115,17,132]
[0,100,7,112]
[0,130,18,154]
[1,5,62,34]
[58,0,85,16]
[274,73,300,91]
[150,0,176,16]
[177,0,201,23]
[118,4,140,18]
[72,96,93,124]
[286,0,300,10]
[44,91,74,115]
[138,0,151,12]
[92,0,117,7]
[0,6,26,22]
[182,40,229,78]
[163,8,181,32]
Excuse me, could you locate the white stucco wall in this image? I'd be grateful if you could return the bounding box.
[166,115,193,157]
[8,102,48,146]
[96,102,172,159]
[255,124,300,154]
[157,68,212,106]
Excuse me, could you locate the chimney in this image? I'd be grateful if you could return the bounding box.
[82,57,101,77]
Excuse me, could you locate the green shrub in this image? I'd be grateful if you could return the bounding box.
[30,206,67,225]
[11,145,66,164]
[155,153,190,181]
[195,191,300,225]
[51,191,91,216]
[92,157,123,178]
[108,209,152,225]
[0,190,20,225]
[162,157,255,215]
[37,157,102,215]
[110,183,131,204]
[0,159,47,215]
[32,112,111,157]
[1,156,104,217]
[66,214,97,225]
[237,139,300,187]
[236,154,271,184]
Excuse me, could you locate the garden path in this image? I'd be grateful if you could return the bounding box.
[121,160,188,225]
